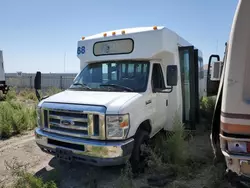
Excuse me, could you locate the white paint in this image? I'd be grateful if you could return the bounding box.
[219,0,250,177]
[39,26,204,139]
[0,51,5,82]
[222,0,250,117]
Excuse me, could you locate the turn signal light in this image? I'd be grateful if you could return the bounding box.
[153,26,158,30]
[103,33,107,37]
[112,32,116,36]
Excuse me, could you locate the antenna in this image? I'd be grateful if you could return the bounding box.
[216,40,218,53]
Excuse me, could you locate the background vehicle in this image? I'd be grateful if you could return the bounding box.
[34,26,206,173]
[0,50,9,94]
[207,0,250,186]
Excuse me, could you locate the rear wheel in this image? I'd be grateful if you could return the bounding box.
[129,129,150,175]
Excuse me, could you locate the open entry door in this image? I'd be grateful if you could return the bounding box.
[178,46,200,130]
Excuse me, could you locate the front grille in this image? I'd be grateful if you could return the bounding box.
[41,103,106,140]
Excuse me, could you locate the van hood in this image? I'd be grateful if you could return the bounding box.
[41,90,140,112]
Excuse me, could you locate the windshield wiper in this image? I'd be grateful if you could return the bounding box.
[100,84,134,92]
[72,82,91,90]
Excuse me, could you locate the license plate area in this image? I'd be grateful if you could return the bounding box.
[240,160,250,175]
[56,147,73,162]
[48,138,85,151]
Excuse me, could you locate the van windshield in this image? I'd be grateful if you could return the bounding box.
[69,60,150,92]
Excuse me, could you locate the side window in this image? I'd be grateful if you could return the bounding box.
[151,63,165,90]
[199,57,204,79]
[128,64,134,77]
[102,64,108,81]
[111,63,117,80]
[136,64,141,73]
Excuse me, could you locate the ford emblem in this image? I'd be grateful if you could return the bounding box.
[61,119,74,126]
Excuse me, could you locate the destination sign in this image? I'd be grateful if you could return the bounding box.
[93,39,134,56]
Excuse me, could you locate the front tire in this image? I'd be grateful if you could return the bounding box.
[129,129,150,175]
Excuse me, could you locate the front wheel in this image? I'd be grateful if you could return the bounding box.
[129,129,150,175]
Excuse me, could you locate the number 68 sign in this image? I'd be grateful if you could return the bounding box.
[77,46,85,55]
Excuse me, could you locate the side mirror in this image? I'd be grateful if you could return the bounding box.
[166,65,178,86]
[34,71,41,90]
[210,61,223,81]
[34,71,41,101]
[207,55,220,96]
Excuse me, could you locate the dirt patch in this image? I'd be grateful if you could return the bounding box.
[0,129,234,188]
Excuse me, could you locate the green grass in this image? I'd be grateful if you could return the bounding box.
[0,87,63,139]
[4,159,57,188]
[12,173,57,188]
[18,89,37,101]
[5,88,17,101]
[200,96,216,114]
[0,100,36,139]
[118,161,135,188]
[141,112,227,187]
[44,87,62,96]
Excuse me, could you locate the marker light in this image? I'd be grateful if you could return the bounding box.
[121,30,125,35]
[103,33,107,37]
[112,32,116,36]
[81,36,85,40]
[153,26,158,30]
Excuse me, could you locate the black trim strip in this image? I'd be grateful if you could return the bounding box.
[221,111,250,120]
[222,131,250,139]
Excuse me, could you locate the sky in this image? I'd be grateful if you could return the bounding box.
[0,0,238,73]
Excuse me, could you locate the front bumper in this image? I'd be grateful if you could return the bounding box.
[35,128,134,166]
[225,169,250,187]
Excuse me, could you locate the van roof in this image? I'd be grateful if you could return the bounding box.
[84,26,165,40]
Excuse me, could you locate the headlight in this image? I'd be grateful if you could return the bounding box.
[106,114,129,139]
[36,107,42,127]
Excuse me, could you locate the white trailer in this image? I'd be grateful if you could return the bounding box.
[34,26,205,173]
[0,50,8,94]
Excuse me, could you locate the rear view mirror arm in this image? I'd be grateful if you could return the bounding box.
[35,90,41,101]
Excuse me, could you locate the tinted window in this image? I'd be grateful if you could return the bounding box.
[151,63,165,90]
[70,60,150,92]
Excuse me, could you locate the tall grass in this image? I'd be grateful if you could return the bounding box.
[117,161,135,188]
[200,96,216,118]
[4,159,57,188]
[17,87,62,102]
[45,87,62,96]
[148,113,188,167]
[0,87,62,139]
[143,112,218,187]
[0,100,36,139]
[18,89,37,101]
[5,88,17,101]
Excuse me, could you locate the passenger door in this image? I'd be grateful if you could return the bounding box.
[151,63,168,133]
[178,46,199,129]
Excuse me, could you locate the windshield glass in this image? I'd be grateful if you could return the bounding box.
[69,60,150,92]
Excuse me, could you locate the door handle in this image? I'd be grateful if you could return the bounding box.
[145,99,152,105]
[166,100,168,106]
